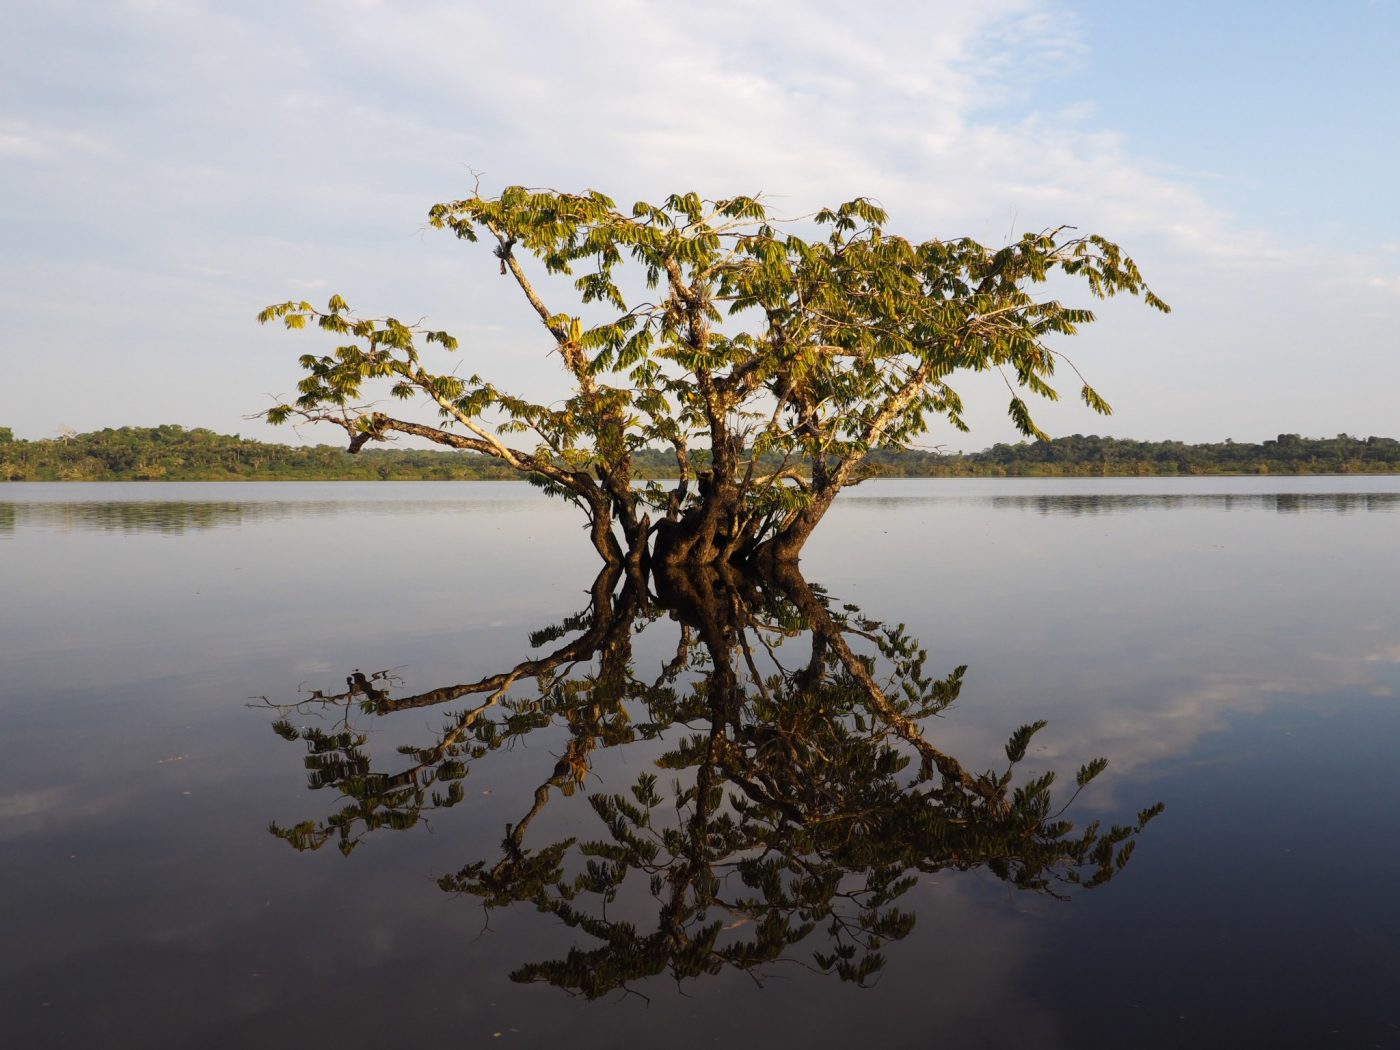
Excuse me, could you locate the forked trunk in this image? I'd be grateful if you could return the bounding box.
[646,484,838,569]
[745,488,837,569]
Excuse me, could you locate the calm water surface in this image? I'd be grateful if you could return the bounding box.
[3,478,1399,1048]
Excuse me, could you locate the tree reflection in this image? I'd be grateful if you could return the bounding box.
[257,563,1161,996]
[3,501,281,534]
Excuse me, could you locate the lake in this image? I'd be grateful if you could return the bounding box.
[3,477,1399,1048]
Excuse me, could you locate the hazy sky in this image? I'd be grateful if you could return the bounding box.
[3,0,1398,448]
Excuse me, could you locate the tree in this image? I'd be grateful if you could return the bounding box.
[259,186,1167,567]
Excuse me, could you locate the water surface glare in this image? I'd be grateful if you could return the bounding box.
[2,478,1398,1048]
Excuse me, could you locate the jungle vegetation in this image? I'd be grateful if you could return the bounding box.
[5,425,1398,482]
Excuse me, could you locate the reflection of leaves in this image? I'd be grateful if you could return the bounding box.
[267,717,481,855]
[528,610,592,649]
[261,563,1162,993]
[452,645,1160,996]
[1005,720,1047,762]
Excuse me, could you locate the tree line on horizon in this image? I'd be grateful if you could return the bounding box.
[2,424,1399,481]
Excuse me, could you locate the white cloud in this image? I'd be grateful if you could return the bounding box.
[1,0,1398,442]
[1364,643,1400,663]
[0,119,106,160]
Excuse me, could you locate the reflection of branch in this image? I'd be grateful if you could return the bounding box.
[261,558,1161,992]
[251,668,400,727]
[764,562,992,800]
[379,565,632,713]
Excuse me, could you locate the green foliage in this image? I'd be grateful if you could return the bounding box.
[862,432,1400,478]
[6,426,1398,483]
[254,184,1168,562]
[0,425,520,481]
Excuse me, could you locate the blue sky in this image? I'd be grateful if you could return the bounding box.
[2,0,1397,448]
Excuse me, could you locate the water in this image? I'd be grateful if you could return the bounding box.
[3,478,1398,1048]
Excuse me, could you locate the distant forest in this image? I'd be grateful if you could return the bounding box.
[4,425,1400,481]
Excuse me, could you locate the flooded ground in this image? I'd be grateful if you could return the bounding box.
[3,478,1398,1048]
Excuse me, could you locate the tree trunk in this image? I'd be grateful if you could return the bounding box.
[585,491,625,565]
[746,486,838,569]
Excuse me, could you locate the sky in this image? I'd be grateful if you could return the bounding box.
[2,0,1398,449]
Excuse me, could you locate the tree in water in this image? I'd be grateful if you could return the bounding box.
[258,186,1167,567]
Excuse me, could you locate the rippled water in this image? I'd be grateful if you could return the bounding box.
[3,478,1398,1048]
